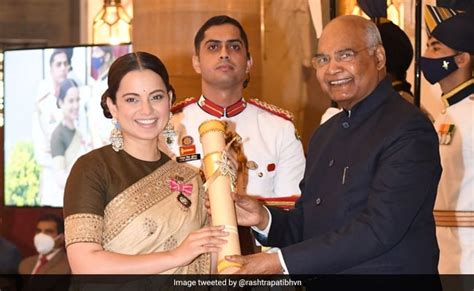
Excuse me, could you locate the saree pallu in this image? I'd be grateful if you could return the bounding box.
[65,160,210,274]
[64,130,86,171]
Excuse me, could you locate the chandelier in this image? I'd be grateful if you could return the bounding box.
[92,0,132,45]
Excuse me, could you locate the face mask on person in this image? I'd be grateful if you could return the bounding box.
[420,55,459,84]
[34,233,58,255]
[91,56,105,71]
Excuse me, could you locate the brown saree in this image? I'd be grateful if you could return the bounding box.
[65,159,210,274]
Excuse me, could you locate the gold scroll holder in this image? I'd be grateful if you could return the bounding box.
[198,120,242,274]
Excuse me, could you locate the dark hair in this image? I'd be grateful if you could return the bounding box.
[100,52,175,119]
[194,15,250,58]
[37,213,64,234]
[57,79,78,108]
[377,21,413,81]
[49,48,72,65]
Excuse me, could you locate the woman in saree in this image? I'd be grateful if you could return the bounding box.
[50,78,86,190]
[63,52,228,274]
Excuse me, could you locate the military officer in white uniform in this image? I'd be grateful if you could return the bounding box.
[421,5,474,274]
[163,15,305,205]
[169,95,303,200]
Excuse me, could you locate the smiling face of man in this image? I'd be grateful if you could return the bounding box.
[315,16,386,110]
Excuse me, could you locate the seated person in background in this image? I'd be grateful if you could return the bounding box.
[19,214,71,274]
[63,52,227,274]
[0,235,21,274]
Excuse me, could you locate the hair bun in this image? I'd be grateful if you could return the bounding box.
[100,89,113,119]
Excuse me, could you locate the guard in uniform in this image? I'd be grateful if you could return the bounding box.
[421,4,474,274]
[162,15,305,208]
[167,95,304,202]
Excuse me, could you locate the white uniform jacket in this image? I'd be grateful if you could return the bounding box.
[162,96,305,199]
[434,78,474,274]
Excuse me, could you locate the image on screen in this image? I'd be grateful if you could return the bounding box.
[3,44,132,207]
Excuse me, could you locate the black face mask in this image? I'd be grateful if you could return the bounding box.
[420,54,459,84]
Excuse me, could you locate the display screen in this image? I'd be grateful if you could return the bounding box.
[3,44,132,207]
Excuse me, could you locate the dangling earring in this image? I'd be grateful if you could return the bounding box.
[162,112,176,146]
[110,118,124,152]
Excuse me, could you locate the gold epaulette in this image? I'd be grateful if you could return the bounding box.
[171,97,198,114]
[248,98,294,121]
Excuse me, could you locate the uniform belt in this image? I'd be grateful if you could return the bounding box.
[433,210,474,227]
[257,195,299,210]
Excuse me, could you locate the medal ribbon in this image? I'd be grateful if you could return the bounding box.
[169,179,193,196]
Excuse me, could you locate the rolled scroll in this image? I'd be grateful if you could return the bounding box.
[198,120,241,274]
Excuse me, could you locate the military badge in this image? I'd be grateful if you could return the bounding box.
[179,145,196,156]
[169,176,193,196]
[177,193,192,209]
[438,123,455,145]
[177,135,201,162]
[170,176,193,209]
[176,154,201,163]
[267,163,276,172]
[182,136,194,146]
[246,160,258,170]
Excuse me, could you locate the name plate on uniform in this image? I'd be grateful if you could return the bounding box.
[176,154,201,163]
